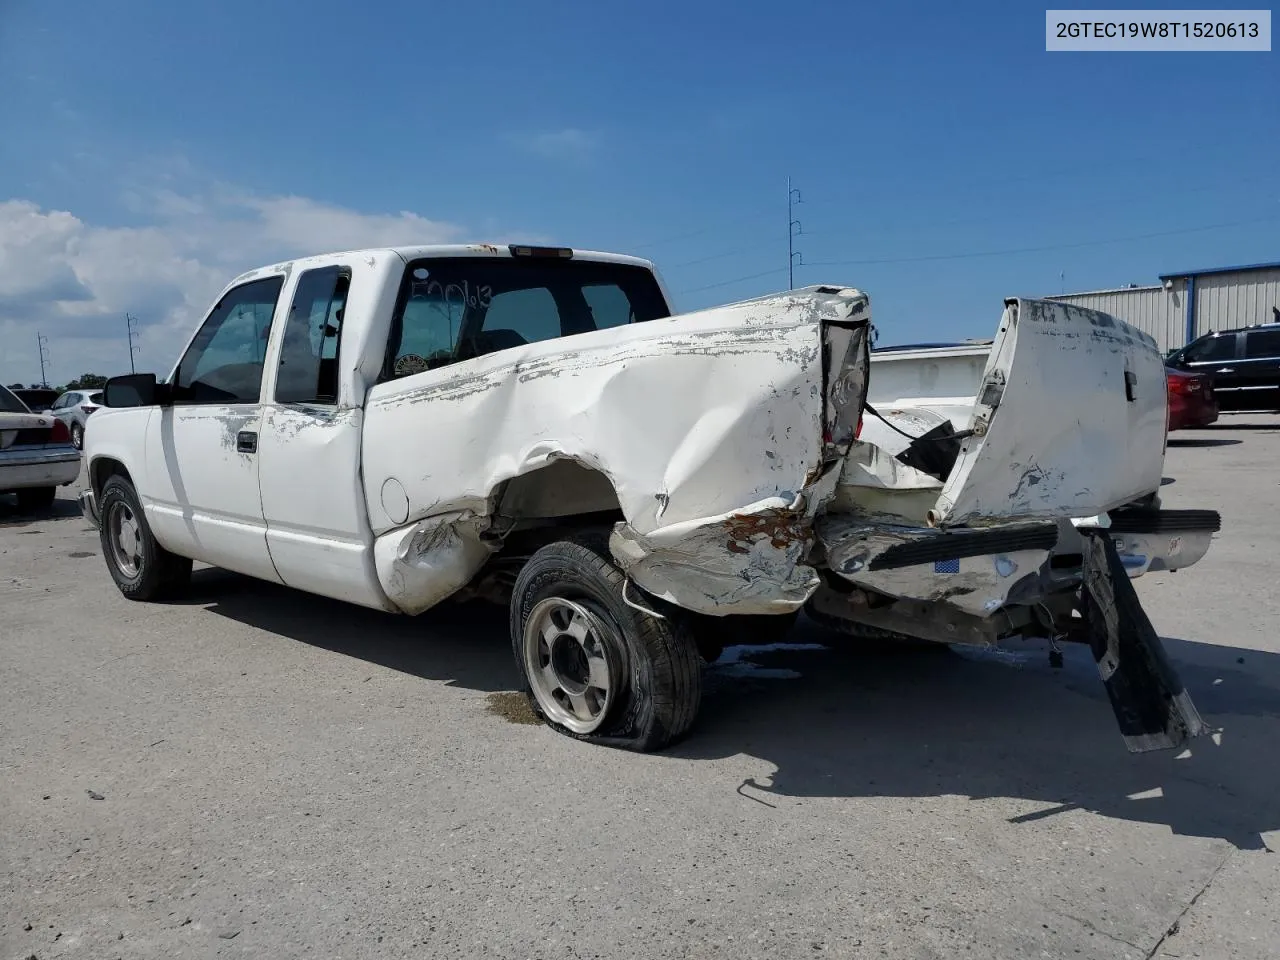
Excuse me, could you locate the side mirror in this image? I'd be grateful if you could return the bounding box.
[103,373,171,408]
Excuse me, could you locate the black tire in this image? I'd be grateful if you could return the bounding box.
[685,610,800,664]
[98,475,192,601]
[15,486,56,513]
[71,422,83,450]
[509,533,702,752]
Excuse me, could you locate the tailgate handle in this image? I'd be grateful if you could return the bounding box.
[1124,370,1137,402]
[236,430,258,454]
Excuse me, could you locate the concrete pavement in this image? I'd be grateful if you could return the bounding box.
[2,418,1277,959]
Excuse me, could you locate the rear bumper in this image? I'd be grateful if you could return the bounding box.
[0,449,81,492]
[1075,508,1220,576]
[815,507,1221,618]
[1168,394,1219,430]
[816,515,1060,617]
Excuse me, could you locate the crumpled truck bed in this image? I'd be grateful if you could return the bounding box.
[360,286,871,615]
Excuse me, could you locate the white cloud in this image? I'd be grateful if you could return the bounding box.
[511,128,599,163]
[0,186,467,386]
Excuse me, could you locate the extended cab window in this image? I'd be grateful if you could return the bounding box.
[386,256,669,379]
[276,266,349,404]
[174,277,284,404]
[1182,334,1236,364]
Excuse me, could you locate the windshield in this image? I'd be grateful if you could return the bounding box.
[0,385,31,413]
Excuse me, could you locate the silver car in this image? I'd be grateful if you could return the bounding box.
[0,384,81,512]
[47,389,103,450]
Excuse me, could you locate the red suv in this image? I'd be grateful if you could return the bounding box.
[1166,367,1218,431]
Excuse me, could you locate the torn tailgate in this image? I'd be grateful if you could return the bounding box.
[935,299,1168,525]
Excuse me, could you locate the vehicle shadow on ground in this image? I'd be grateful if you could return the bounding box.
[0,495,84,526]
[178,568,1279,852]
[1167,438,1241,447]
[171,567,521,693]
[680,620,1280,852]
[1204,421,1280,431]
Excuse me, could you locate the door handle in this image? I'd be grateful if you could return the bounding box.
[236,430,258,454]
[1214,367,1235,374]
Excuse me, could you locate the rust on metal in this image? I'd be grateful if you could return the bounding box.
[724,507,811,554]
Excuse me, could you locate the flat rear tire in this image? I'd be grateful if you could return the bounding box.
[510,534,702,751]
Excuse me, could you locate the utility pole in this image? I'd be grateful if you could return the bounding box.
[37,332,50,387]
[787,176,803,289]
[126,313,140,374]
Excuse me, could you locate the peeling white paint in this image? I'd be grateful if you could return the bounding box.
[362,285,871,615]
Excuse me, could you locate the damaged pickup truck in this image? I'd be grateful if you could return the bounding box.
[80,244,1218,753]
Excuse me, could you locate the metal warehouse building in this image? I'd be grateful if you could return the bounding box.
[1049,261,1280,354]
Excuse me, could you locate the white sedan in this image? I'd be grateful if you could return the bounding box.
[0,384,82,512]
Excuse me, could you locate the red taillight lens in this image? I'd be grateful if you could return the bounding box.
[50,419,71,443]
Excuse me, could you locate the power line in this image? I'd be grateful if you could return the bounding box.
[628,208,776,251]
[672,212,1280,297]
[803,214,1280,269]
[640,167,1273,267]
[667,237,781,269]
[675,266,789,295]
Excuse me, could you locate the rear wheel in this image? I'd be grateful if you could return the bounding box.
[15,486,56,513]
[71,422,84,450]
[98,476,192,601]
[510,534,702,751]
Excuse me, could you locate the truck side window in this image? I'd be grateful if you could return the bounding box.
[1244,330,1280,359]
[276,266,349,404]
[174,276,284,404]
[1182,334,1235,364]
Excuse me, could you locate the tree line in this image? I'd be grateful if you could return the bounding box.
[6,373,109,394]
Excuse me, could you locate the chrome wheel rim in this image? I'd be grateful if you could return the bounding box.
[523,597,618,734]
[107,501,143,578]
[71,424,83,449]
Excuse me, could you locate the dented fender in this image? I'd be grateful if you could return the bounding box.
[361,286,871,616]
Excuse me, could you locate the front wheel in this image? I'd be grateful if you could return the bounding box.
[98,476,192,601]
[510,535,702,751]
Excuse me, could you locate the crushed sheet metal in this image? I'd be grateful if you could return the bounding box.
[609,495,821,616]
[935,299,1167,524]
[373,510,497,615]
[362,287,870,615]
[816,514,1052,617]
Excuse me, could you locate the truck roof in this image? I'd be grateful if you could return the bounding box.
[232,244,658,287]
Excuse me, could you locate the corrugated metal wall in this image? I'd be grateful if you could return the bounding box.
[1048,286,1185,353]
[1193,268,1280,338]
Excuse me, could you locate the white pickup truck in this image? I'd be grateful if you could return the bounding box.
[80,244,1218,753]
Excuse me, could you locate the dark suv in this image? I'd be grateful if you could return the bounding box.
[1167,323,1280,413]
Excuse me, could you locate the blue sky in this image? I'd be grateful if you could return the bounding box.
[0,0,1276,383]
